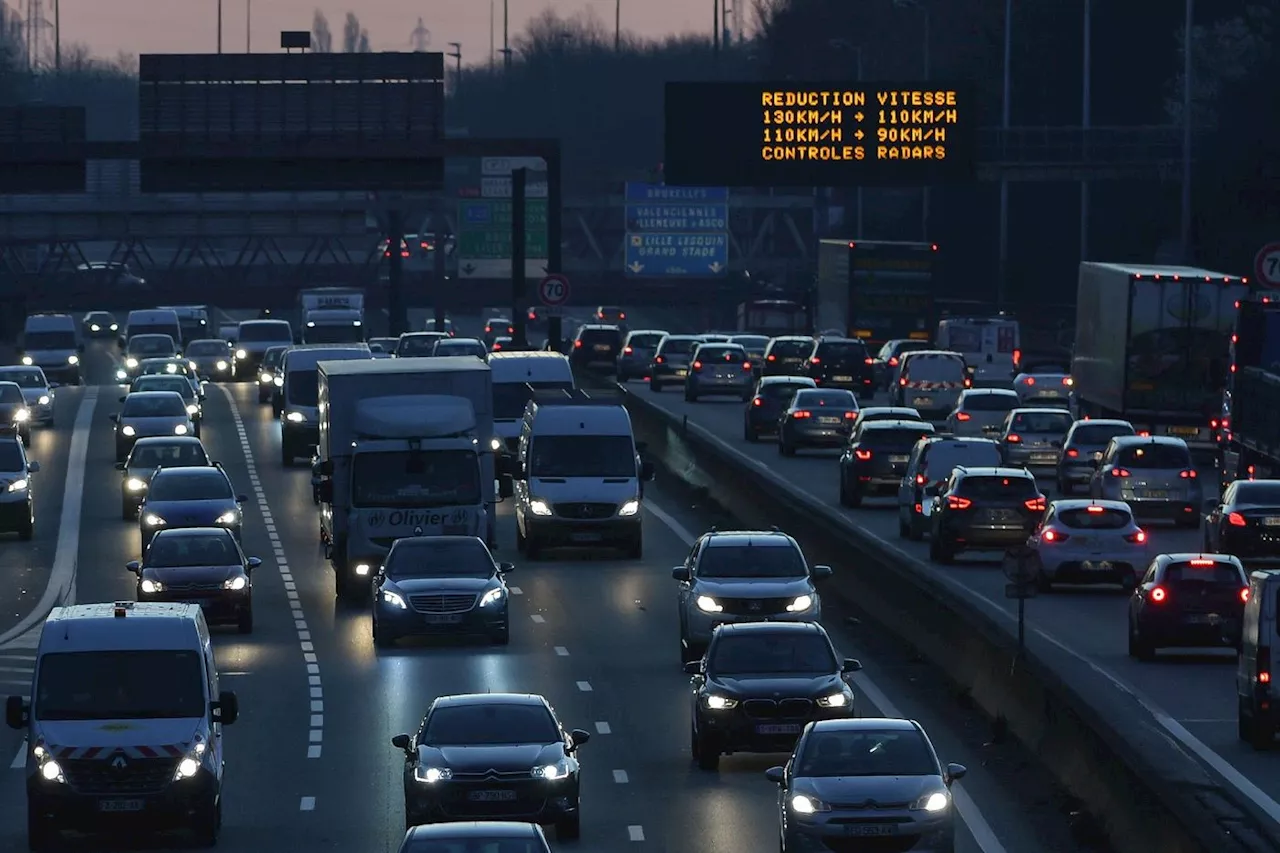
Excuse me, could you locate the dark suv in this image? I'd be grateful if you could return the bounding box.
[839,419,935,507]
[762,336,815,377]
[686,622,860,771]
[803,337,874,398]
[897,436,1003,540]
[928,466,1045,563]
[744,376,815,442]
[570,324,622,370]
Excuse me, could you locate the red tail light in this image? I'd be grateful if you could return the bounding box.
[947,495,972,510]
[1179,469,1197,479]
[915,474,926,485]
[1086,505,1104,513]
[1229,512,1248,527]
[1062,377,1073,386]
[623,346,633,354]
[751,397,762,407]
[1189,559,1216,567]
[1006,434,1021,443]
[767,354,776,361]
[493,343,502,351]
[900,377,908,386]
[963,378,972,388]
[854,449,872,461]
[793,410,812,419]
[864,357,874,365]
[507,326,514,334]
[1024,496,1046,512]
[1149,586,1167,603]
[574,340,583,348]
[1024,376,1036,386]
[742,362,753,371]
[1042,529,1068,543]
[1137,430,1150,437]
[655,355,664,363]
[888,357,899,366]
[1110,467,1131,477]
[1242,588,1252,603]
[955,412,971,421]
[810,357,821,364]
[619,312,626,319]
[1125,530,1147,544]
[844,411,857,419]
[692,361,703,370]
[401,250,409,258]
[485,325,492,333]
[1013,348,1022,367]
[1066,448,1079,457]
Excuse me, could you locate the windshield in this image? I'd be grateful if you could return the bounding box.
[1057,507,1131,529]
[121,395,185,417]
[351,451,481,509]
[626,333,665,350]
[404,840,545,853]
[797,730,936,777]
[1234,483,1280,505]
[955,476,1038,499]
[963,393,1018,412]
[134,378,193,399]
[794,390,857,408]
[35,650,205,720]
[129,325,178,341]
[769,340,813,358]
[129,443,208,470]
[494,381,574,420]
[0,369,44,388]
[185,341,228,356]
[287,370,319,406]
[862,426,933,447]
[262,347,286,368]
[238,322,292,343]
[436,341,486,358]
[146,532,239,567]
[423,704,558,746]
[0,384,23,404]
[1071,424,1134,445]
[580,329,620,347]
[529,435,635,478]
[1116,444,1191,469]
[890,341,931,357]
[141,361,190,378]
[1010,411,1073,433]
[0,441,24,470]
[397,335,444,357]
[23,331,75,349]
[387,538,495,579]
[658,338,699,357]
[698,544,805,578]
[128,336,175,356]
[709,633,836,675]
[149,471,232,501]
[906,356,965,381]
[305,325,363,344]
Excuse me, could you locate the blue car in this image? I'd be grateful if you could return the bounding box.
[138,466,247,552]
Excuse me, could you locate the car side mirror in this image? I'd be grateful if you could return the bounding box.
[640,460,656,482]
[498,474,515,499]
[212,690,238,725]
[126,560,141,573]
[5,695,27,730]
[946,762,967,784]
[118,395,127,402]
[391,733,412,751]
[26,461,39,473]
[671,566,691,582]
[319,481,333,503]
[108,413,118,422]
[498,562,515,573]
[246,557,262,570]
[318,459,333,476]
[842,658,862,673]
[569,728,591,748]
[683,661,701,675]
[1203,498,1219,513]
[765,766,786,785]
[236,494,248,503]
[811,565,833,579]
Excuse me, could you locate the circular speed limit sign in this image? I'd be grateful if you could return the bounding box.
[1255,242,1280,288]
[538,274,570,307]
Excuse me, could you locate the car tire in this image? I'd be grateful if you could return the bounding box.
[1174,513,1199,530]
[624,534,643,560]
[906,515,924,542]
[685,389,698,403]
[1058,479,1073,496]
[280,442,294,467]
[121,498,135,521]
[525,534,542,561]
[490,624,510,645]
[192,796,221,847]
[556,812,582,840]
[679,635,692,664]
[1127,623,1154,661]
[650,379,663,392]
[839,479,862,508]
[744,424,758,442]
[373,619,395,649]
[20,429,29,448]
[929,534,954,564]
[404,809,425,831]
[691,725,719,771]
[193,422,201,438]
[237,607,253,635]
[27,807,53,853]
[515,522,528,554]
[17,515,33,542]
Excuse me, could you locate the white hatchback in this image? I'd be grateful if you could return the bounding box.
[1027,499,1150,590]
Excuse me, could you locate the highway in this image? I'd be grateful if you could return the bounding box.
[0,327,1071,851]
[620,349,1280,817]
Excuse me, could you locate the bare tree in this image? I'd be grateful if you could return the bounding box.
[357,29,370,53]
[342,12,361,53]
[312,10,333,53]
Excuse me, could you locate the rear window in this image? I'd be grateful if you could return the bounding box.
[922,442,1001,475]
[627,333,664,349]
[794,390,857,408]
[1232,482,1280,504]
[1070,424,1134,445]
[1057,507,1131,529]
[579,329,620,345]
[760,383,809,400]
[891,341,931,356]
[863,426,934,447]
[816,342,868,360]
[943,327,981,352]
[956,475,1038,499]
[696,347,745,362]
[1164,561,1244,588]
[1116,444,1190,469]
[906,355,965,381]
[659,338,698,356]
[1010,411,1073,433]
[769,340,813,358]
[963,394,1018,412]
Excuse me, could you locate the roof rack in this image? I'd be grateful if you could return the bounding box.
[527,387,627,406]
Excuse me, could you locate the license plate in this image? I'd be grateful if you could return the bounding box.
[593,344,610,352]
[424,614,463,624]
[818,417,840,424]
[1030,453,1057,462]
[913,397,932,405]
[674,369,688,377]
[889,455,909,463]
[468,789,517,802]
[833,375,853,382]
[1081,560,1112,571]
[845,824,896,837]
[570,532,603,542]
[1137,490,1170,499]
[99,799,145,812]
[755,723,803,735]
[1265,518,1280,527]
[1040,389,1061,397]
[1184,614,1217,625]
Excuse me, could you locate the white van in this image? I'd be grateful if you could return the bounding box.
[936,317,1021,386]
[158,305,210,344]
[488,351,575,453]
[5,601,238,849]
[123,309,183,352]
[1239,569,1280,748]
[514,392,655,560]
[277,344,372,464]
[20,314,83,385]
[891,350,969,417]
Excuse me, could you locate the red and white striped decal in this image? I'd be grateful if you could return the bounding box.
[908,381,962,391]
[53,743,186,760]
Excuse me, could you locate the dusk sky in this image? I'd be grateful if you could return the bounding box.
[49,0,725,63]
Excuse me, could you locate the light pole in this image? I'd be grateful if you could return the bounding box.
[447,43,461,100]
[1180,0,1194,263]
[1080,0,1092,261]
[503,0,510,72]
[246,0,251,51]
[53,0,59,71]
[894,0,930,239]
[997,0,1012,308]
[489,0,495,69]
[217,0,223,53]
[615,0,621,51]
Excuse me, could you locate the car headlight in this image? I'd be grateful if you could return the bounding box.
[188,361,198,371]
[7,478,28,492]
[286,411,306,423]
[912,791,950,812]
[126,477,147,492]
[67,354,79,365]
[529,498,552,516]
[531,760,571,780]
[116,370,127,381]
[479,587,505,607]
[140,578,164,593]
[490,437,503,451]
[90,324,100,331]
[39,758,65,783]
[110,324,118,331]
[236,349,247,360]
[12,408,28,422]
[186,404,199,415]
[618,499,640,516]
[790,794,830,814]
[215,511,239,525]
[382,590,407,609]
[306,322,316,328]
[126,358,138,368]
[414,766,451,783]
[223,575,248,591]
[216,360,228,370]
[20,356,32,366]
[353,320,362,326]
[702,694,737,710]
[259,372,272,383]
[816,691,850,708]
[165,364,178,373]
[143,513,166,527]
[173,750,204,780]
[121,425,136,437]
[696,595,723,613]
[37,395,49,405]
[174,424,188,435]
[786,594,814,612]
[274,376,284,387]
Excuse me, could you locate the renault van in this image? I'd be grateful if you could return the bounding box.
[21,314,83,385]
[488,351,574,454]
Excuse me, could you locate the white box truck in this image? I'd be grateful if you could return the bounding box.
[316,357,511,596]
[299,287,366,344]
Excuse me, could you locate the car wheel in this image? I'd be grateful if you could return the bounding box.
[906,515,924,542]
[237,607,254,634]
[929,535,954,564]
[27,807,53,853]
[1058,479,1073,496]
[490,624,510,645]
[515,522,528,554]
[18,515,33,541]
[840,481,862,508]
[897,510,910,538]
[281,442,294,467]
[692,726,719,771]
[525,533,542,561]
[685,389,698,403]
[373,618,395,648]
[556,811,582,840]
[1127,623,1154,661]
[650,379,663,392]
[624,534,642,560]
[191,796,221,847]
[121,498,135,521]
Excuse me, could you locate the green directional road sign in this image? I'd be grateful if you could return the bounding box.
[457,199,548,259]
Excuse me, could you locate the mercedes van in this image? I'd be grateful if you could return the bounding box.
[277,344,372,464]
[20,314,83,385]
[488,351,575,454]
[122,310,183,352]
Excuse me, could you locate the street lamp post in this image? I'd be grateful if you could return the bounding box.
[1080,0,1092,261]
[894,0,931,240]
[997,0,1012,308]
[447,43,461,100]
[217,0,223,53]
[1180,0,1194,263]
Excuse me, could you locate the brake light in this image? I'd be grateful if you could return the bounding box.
[1024,496,1046,512]
[1149,586,1167,603]
[767,354,776,361]
[793,410,812,419]
[864,357,874,365]
[574,340,583,348]
[692,361,703,371]
[1062,377,1073,386]
[810,357,821,364]
[1006,434,1021,443]
[1137,431,1150,437]
[1024,376,1036,386]
[507,326,514,334]
[624,346,633,354]
[1066,448,1079,457]
[1179,469,1197,479]
[900,377,908,386]
[1189,559,1216,567]
[1013,349,1022,367]
[751,397,762,407]
[493,343,502,351]
[1228,512,1248,527]
[963,378,972,388]
[1086,504,1104,513]
[947,495,972,510]
[844,411,857,420]
[1243,588,1253,603]
[955,412,971,421]
[485,325,492,333]
[1110,467,1131,477]
[655,355,664,363]
[1042,528,1068,543]
[620,312,626,319]
[888,357,899,366]
[743,362,753,371]
[854,449,872,461]
[1125,530,1147,544]
[915,474,927,485]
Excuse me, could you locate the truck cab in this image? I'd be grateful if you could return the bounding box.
[5,601,239,851]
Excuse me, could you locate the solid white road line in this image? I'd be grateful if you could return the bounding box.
[595,722,611,734]
[554,646,569,656]
[299,796,316,811]
[627,825,644,841]
[647,497,1010,853]
[613,769,629,784]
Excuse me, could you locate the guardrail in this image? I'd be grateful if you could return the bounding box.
[597,373,1276,853]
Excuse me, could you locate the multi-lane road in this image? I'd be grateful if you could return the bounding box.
[0,325,1074,851]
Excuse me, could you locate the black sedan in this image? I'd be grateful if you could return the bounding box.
[398,822,552,853]
[82,311,119,338]
[743,376,815,442]
[777,389,859,455]
[839,419,935,507]
[139,465,246,551]
[687,622,859,771]
[1205,479,1280,565]
[767,718,967,853]
[129,527,259,632]
[1127,552,1249,660]
[392,693,590,839]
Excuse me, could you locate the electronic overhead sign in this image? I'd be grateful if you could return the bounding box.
[663,82,977,187]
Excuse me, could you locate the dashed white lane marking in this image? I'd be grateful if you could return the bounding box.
[554,646,569,656]
[221,387,324,760]
[627,825,644,842]
[10,740,25,769]
[299,796,316,811]
[595,722,611,735]
[530,614,545,623]
[576,681,592,692]
[509,586,523,595]
[613,769,629,784]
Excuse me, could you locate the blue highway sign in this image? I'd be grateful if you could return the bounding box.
[625,182,729,203]
[625,233,728,277]
[626,203,728,232]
